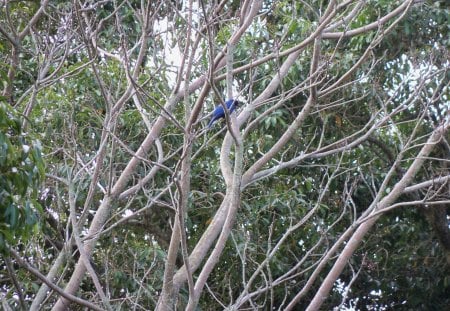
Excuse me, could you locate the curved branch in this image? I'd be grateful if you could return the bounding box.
[303,121,449,311]
[322,0,414,39]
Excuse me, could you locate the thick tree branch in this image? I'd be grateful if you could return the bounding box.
[303,121,449,311]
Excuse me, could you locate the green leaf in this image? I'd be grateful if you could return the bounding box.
[5,204,18,228]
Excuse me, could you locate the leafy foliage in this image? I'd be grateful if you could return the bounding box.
[0,1,448,310]
[0,101,44,251]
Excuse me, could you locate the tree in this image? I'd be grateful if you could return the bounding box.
[0,0,449,310]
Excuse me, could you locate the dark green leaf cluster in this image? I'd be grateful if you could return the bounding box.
[0,102,44,251]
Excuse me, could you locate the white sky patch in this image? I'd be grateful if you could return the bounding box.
[22,144,30,153]
[156,17,182,68]
[123,209,134,217]
[153,2,200,88]
[154,3,245,103]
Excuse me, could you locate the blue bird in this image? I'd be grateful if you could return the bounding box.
[207,99,240,128]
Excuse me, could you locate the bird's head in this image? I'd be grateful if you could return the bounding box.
[226,99,241,107]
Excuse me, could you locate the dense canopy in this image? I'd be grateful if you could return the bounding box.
[0,1,449,310]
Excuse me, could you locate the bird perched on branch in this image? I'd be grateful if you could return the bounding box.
[207,99,240,128]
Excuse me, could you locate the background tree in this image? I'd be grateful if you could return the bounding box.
[0,0,449,310]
